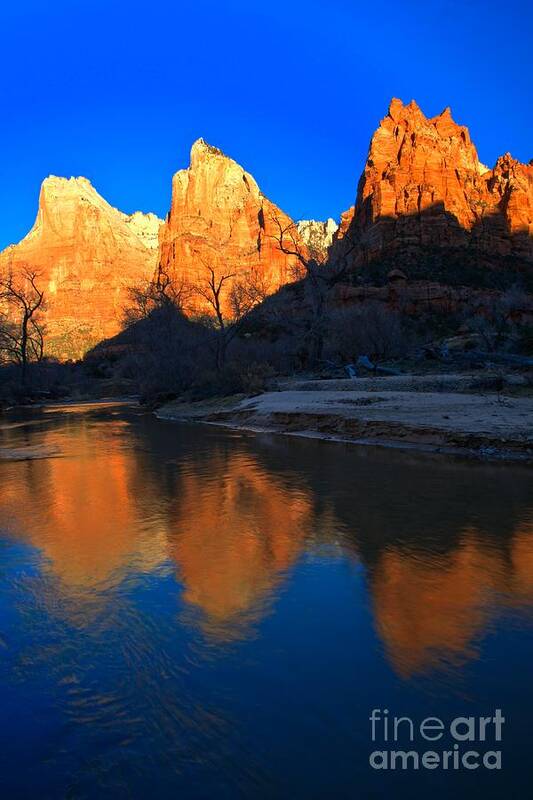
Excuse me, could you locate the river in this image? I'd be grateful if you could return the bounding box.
[0,402,532,798]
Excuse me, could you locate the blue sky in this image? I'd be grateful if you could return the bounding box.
[0,0,531,249]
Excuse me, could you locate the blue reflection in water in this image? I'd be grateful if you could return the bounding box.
[0,403,532,799]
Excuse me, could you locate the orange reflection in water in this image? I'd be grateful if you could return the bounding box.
[370,522,533,678]
[0,416,313,640]
[1,407,533,675]
[165,453,311,637]
[0,422,168,593]
[507,524,533,604]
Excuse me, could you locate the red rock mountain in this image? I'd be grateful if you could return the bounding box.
[158,139,305,314]
[2,102,531,361]
[0,177,162,359]
[336,98,533,267]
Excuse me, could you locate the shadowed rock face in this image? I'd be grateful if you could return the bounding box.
[0,177,162,359]
[336,98,533,266]
[158,138,305,315]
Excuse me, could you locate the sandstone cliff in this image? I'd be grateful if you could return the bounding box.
[158,139,305,315]
[0,177,162,359]
[336,98,533,270]
[3,103,531,363]
[296,218,338,258]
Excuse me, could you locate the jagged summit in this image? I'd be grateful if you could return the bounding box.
[190,138,226,159]
[387,97,456,125]
[158,138,304,315]
[41,174,94,191]
[1,100,532,362]
[438,105,453,116]
[37,175,113,216]
[186,137,264,201]
[335,97,533,266]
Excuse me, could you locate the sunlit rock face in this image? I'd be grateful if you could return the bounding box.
[336,98,533,264]
[0,177,162,359]
[158,139,305,315]
[296,218,338,257]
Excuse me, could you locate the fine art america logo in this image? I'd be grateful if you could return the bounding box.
[369,708,505,770]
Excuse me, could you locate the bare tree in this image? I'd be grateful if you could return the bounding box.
[191,261,272,370]
[463,286,533,353]
[0,317,17,366]
[271,217,356,365]
[0,267,46,384]
[123,266,192,328]
[326,303,407,367]
[229,267,272,318]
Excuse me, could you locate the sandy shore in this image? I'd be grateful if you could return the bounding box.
[157,375,533,462]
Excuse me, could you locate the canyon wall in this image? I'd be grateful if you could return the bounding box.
[335,98,533,270]
[0,142,306,359]
[0,177,162,359]
[1,100,532,361]
[158,138,305,314]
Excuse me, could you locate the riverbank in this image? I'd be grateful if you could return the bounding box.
[157,373,533,462]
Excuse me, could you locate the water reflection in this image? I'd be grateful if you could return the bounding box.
[0,414,167,595]
[1,402,532,676]
[369,524,533,677]
[164,452,313,638]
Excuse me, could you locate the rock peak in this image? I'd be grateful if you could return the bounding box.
[40,175,95,198]
[388,97,426,123]
[388,97,404,121]
[37,176,111,216]
[296,218,338,256]
[43,174,93,185]
[159,142,305,316]
[190,137,227,164]
[1,176,162,359]
[337,98,533,267]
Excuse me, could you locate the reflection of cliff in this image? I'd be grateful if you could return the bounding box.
[369,522,533,678]
[135,423,533,657]
[509,525,533,602]
[215,434,533,674]
[0,414,168,593]
[0,409,315,639]
[2,406,533,672]
[164,453,311,638]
